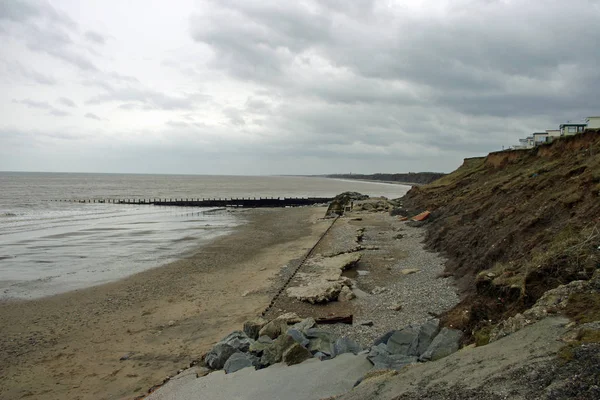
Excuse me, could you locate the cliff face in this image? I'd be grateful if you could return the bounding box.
[403,131,600,336]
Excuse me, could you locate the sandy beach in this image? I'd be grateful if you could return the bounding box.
[0,206,330,400]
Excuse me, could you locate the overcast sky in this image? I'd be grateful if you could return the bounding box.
[1,0,599,175]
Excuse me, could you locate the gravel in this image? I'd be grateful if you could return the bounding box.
[318,215,460,348]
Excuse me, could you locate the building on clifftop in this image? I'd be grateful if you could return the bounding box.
[586,116,600,129]
[560,122,587,136]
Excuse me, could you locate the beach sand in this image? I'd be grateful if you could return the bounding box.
[0,206,330,400]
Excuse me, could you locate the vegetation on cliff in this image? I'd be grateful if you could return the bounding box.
[403,130,600,340]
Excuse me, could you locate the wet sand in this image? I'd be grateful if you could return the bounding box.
[0,206,329,400]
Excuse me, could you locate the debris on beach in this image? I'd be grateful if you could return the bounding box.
[411,210,431,221]
[286,253,361,304]
[199,313,462,379]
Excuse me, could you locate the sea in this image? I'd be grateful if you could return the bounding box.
[0,172,410,300]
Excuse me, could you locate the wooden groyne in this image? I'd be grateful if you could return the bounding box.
[52,197,333,208]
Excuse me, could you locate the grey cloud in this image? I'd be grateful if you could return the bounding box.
[245,96,271,112]
[13,98,72,117]
[49,109,70,117]
[0,0,76,27]
[1,1,98,72]
[0,127,82,149]
[84,112,102,121]
[84,30,106,44]
[6,62,57,85]
[87,87,208,111]
[118,103,138,110]
[191,0,600,119]
[13,98,52,110]
[190,1,332,80]
[58,97,76,108]
[186,0,600,163]
[165,120,189,128]
[107,72,139,84]
[25,28,98,71]
[81,73,138,94]
[223,107,246,126]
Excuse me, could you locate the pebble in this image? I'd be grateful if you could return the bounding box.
[318,219,459,348]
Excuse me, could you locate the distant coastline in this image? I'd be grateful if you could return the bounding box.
[320,172,446,186]
[326,177,421,187]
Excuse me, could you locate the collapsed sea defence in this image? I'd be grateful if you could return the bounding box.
[286,253,361,304]
[201,312,462,377]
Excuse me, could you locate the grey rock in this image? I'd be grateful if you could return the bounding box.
[260,334,296,367]
[275,312,302,324]
[306,328,336,356]
[367,343,389,358]
[338,285,356,302]
[290,317,316,334]
[248,335,273,355]
[313,351,330,361]
[373,330,396,346]
[287,328,310,348]
[258,319,288,340]
[334,337,362,356]
[243,317,268,340]
[219,330,254,353]
[286,280,343,304]
[205,343,239,370]
[420,327,463,361]
[386,327,418,355]
[367,343,417,370]
[223,352,260,374]
[408,319,440,356]
[257,335,274,344]
[282,343,313,366]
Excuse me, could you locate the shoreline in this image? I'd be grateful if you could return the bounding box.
[0,206,330,400]
[324,177,421,188]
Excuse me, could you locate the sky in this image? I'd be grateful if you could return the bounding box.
[1,0,599,175]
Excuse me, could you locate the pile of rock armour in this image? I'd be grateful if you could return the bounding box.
[203,313,363,374]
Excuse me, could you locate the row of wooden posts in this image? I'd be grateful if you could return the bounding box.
[51,197,334,208]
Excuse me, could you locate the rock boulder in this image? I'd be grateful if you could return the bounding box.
[386,327,418,356]
[260,334,296,367]
[338,285,356,302]
[219,330,254,353]
[420,327,463,361]
[286,281,343,304]
[367,343,418,370]
[204,343,239,370]
[248,335,273,355]
[291,317,316,334]
[282,343,313,366]
[243,317,268,340]
[223,352,260,374]
[334,337,362,356]
[259,319,289,340]
[306,328,336,356]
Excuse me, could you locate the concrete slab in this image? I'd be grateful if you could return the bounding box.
[147,353,372,400]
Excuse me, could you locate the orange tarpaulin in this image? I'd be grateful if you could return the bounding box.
[411,210,431,221]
